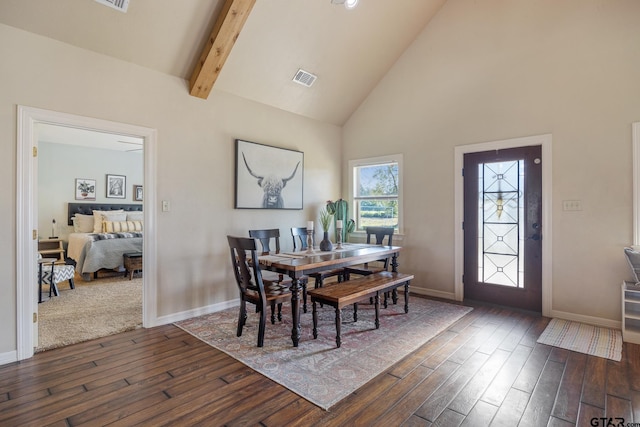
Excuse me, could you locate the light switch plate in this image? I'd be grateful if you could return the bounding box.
[562,200,582,211]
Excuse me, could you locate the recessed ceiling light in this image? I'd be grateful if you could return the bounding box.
[331,0,358,10]
[345,0,358,9]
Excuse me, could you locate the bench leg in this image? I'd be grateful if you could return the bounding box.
[404,282,410,313]
[335,307,342,348]
[312,300,318,339]
[392,288,398,305]
[374,293,380,329]
[353,303,358,322]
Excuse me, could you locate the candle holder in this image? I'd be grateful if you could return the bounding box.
[335,227,343,250]
[306,229,314,254]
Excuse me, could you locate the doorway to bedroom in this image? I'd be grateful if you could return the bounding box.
[35,123,144,351]
[17,106,158,361]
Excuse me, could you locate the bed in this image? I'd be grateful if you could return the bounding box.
[66,203,143,280]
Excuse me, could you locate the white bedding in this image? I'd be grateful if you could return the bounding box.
[67,232,93,262]
[67,232,143,274]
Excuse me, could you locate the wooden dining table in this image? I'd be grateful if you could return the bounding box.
[258,243,403,347]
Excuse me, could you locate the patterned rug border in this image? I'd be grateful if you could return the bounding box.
[536,318,622,361]
[175,297,472,410]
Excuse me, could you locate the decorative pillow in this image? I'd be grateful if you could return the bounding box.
[103,220,143,233]
[126,211,143,221]
[102,212,128,222]
[72,214,94,233]
[624,247,640,283]
[92,210,124,233]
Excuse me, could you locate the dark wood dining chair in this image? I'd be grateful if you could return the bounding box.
[227,235,294,347]
[344,226,396,305]
[249,228,308,313]
[291,227,345,289]
[344,226,395,278]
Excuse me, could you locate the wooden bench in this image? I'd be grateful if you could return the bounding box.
[307,271,414,347]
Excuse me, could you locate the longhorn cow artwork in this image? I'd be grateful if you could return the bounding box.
[235,139,304,210]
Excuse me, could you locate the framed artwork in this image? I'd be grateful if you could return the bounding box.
[133,185,143,201]
[235,139,303,209]
[106,174,126,199]
[75,178,96,200]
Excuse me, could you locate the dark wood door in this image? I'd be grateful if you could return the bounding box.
[463,146,542,312]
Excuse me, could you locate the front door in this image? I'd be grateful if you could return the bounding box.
[463,146,542,312]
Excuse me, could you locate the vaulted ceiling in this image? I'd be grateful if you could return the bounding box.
[0,0,446,125]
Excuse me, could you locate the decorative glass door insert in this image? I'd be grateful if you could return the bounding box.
[477,160,524,288]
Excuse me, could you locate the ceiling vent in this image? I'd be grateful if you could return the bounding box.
[292,69,317,87]
[94,0,129,13]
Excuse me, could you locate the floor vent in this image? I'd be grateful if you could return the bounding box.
[293,69,317,87]
[94,0,129,13]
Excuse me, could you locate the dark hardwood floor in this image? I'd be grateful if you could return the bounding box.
[1,299,638,426]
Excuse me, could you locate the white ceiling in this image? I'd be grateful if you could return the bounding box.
[0,0,446,126]
[37,123,144,151]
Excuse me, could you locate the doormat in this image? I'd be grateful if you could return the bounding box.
[537,318,622,361]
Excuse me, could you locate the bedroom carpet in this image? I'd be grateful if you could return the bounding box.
[537,318,623,361]
[37,275,142,352]
[175,296,473,410]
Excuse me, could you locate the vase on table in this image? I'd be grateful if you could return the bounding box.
[319,231,333,251]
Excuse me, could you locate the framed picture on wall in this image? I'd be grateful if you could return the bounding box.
[235,139,303,209]
[106,174,126,199]
[133,185,143,201]
[75,178,96,200]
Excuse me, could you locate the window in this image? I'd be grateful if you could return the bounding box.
[349,154,403,233]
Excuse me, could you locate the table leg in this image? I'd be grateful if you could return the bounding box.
[289,275,301,347]
[391,252,399,273]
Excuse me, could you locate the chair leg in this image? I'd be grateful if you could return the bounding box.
[312,300,318,339]
[258,309,267,347]
[270,302,276,324]
[68,278,75,290]
[302,283,308,314]
[277,303,283,322]
[335,307,342,348]
[374,293,380,329]
[237,300,247,337]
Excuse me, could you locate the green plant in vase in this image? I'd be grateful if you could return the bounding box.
[318,207,334,251]
[327,199,355,243]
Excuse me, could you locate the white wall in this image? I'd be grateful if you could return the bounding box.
[344,0,640,323]
[37,141,143,240]
[0,24,341,356]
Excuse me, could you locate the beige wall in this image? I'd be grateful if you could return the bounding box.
[344,0,640,321]
[0,24,341,356]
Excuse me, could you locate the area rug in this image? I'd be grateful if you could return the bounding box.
[37,276,142,352]
[175,297,473,410]
[537,318,622,361]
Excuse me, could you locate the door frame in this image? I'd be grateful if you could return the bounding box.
[16,105,158,361]
[454,134,552,317]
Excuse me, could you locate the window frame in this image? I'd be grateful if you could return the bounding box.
[348,153,404,235]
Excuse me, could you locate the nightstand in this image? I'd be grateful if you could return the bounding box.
[38,238,65,264]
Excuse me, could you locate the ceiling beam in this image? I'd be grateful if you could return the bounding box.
[189,0,256,99]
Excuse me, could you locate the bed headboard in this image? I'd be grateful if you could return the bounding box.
[67,203,143,225]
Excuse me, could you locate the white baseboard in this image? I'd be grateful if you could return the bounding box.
[0,350,17,366]
[153,298,240,326]
[411,286,456,301]
[549,309,621,330]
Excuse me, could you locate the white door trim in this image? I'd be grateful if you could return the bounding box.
[17,105,158,360]
[454,134,553,317]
